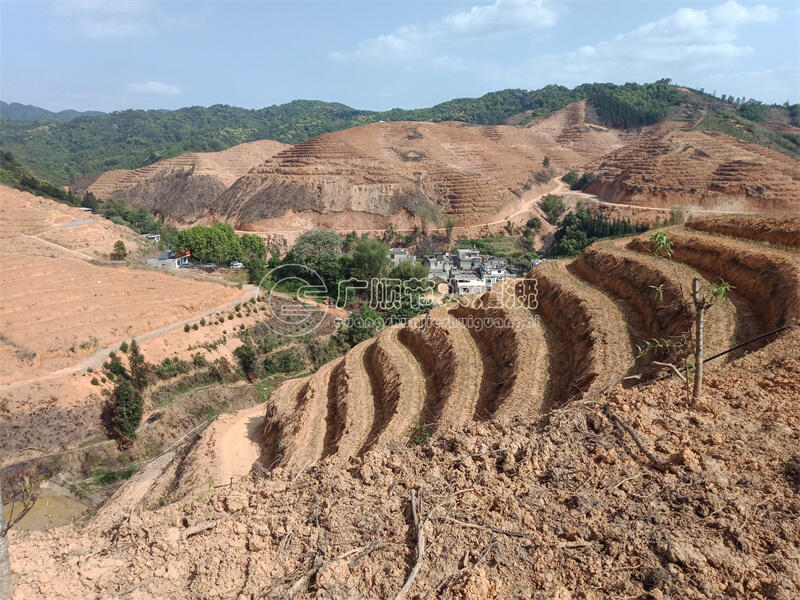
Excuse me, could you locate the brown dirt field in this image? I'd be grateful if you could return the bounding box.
[655,228,800,332]
[85,140,289,221]
[0,185,267,467]
[0,185,141,258]
[10,324,800,599]
[687,215,800,248]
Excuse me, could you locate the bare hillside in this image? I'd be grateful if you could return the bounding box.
[221,101,654,230]
[585,129,800,212]
[85,140,289,219]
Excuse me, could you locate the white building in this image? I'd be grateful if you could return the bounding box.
[449,271,487,296]
[425,252,452,282]
[388,247,413,268]
[455,248,481,270]
[147,249,191,269]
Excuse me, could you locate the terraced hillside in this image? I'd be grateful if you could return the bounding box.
[585,128,800,212]
[84,140,288,219]
[222,101,655,229]
[258,218,800,472]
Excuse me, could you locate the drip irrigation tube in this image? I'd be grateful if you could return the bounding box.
[638,321,799,388]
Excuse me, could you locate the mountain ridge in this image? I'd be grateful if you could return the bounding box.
[0,100,105,122]
[4,80,797,185]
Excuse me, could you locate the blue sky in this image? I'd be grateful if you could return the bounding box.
[0,0,797,112]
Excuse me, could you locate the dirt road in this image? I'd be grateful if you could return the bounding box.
[214,404,266,484]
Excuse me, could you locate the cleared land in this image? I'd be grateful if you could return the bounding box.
[0,185,257,463]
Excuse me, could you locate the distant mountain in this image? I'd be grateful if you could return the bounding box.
[0,81,795,184]
[0,100,105,122]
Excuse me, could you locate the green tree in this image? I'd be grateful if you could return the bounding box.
[349,237,390,282]
[543,156,550,168]
[111,380,143,440]
[445,217,457,241]
[342,305,384,346]
[234,343,260,380]
[540,194,565,223]
[160,224,180,250]
[390,259,429,281]
[526,217,542,232]
[244,257,268,285]
[111,240,127,260]
[240,233,267,260]
[177,223,242,263]
[127,339,147,391]
[283,229,344,294]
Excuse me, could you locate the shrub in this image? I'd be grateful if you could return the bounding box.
[91,377,99,385]
[526,217,542,232]
[192,323,199,331]
[119,341,129,353]
[234,344,260,380]
[128,339,148,391]
[540,194,565,223]
[263,349,304,375]
[200,318,206,326]
[110,240,127,261]
[184,324,191,332]
[571,172,596,191]
[561,171,579,187]
[192,353,208,368]
[111,380,142,439]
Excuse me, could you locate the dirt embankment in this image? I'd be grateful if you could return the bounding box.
[687,216,800,249]
[397,307,480,428]
[321,340,375,459]
[575,243,694,363]
[449,281,547,419]
[361,327,425,451]
[651,230,800,333]
[529,260,634,409]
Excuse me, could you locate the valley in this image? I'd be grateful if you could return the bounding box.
[1,79,799,600]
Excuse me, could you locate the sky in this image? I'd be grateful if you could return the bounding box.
[0,0,798,112]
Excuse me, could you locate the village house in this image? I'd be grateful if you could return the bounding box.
[146,249,191,269]
[388,247,413,268]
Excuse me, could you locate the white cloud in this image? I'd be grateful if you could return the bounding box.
[51,0,158,38]
[480,1,779,84]
[126,81,182,96]
[330,0,560,61]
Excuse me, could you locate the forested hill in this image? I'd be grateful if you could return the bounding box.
[0,100,105,122]
[1,80,796,184]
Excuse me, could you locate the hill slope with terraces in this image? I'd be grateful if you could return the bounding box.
[221,101,651,230]
[246,218,799,478]
[585,128,800,212]
[8,216,800,599]
[83,140,288,220]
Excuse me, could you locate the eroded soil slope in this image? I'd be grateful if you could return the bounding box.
[0,185,255,462]
[85,140,289,220]
[223,101,653,229]
[585,128,800,212]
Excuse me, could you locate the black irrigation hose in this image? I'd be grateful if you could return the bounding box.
[637,321,800,388]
